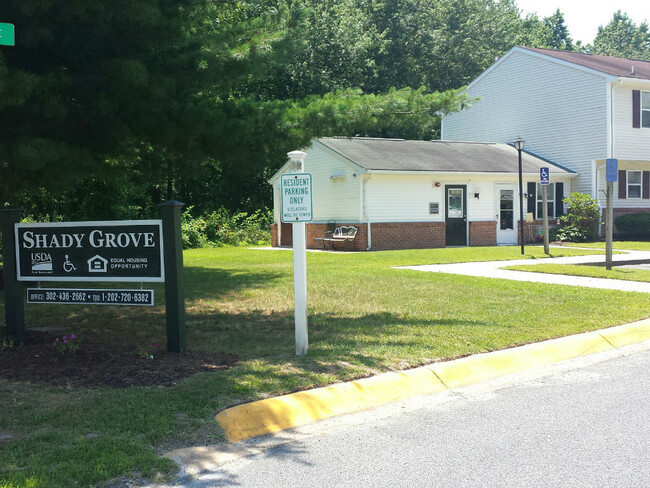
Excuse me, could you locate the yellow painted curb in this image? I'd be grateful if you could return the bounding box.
[216,365,446,442]
[599,318,650,348]
[431,331,614,389]
[217,321,650,443]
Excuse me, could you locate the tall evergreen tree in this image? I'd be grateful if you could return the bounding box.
[517,9,574,51]
[0,0,296,207]
[591,11,650,60]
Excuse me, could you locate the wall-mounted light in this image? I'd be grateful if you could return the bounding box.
[330,171,345,180]
[474,192,480,199]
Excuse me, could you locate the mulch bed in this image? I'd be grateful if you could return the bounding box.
[0,330,237,388]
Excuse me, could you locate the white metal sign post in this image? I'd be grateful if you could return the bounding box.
[282,151,312,355]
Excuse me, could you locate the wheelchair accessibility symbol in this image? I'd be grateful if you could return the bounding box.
[63,255,77,273]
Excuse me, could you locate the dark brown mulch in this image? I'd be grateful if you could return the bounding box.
[0,330,237,388]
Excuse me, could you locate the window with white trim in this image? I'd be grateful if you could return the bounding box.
[536,183,555,218]
[628,170,642,198]
[643,91,650,128]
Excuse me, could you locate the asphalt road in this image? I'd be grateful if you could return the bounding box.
[156,344,650,488]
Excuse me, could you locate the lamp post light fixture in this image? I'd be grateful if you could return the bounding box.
[514,137,526,255]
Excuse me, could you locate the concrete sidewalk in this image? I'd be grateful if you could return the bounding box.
[399,248,650,293]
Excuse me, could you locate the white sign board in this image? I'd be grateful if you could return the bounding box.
[281,173,313,222]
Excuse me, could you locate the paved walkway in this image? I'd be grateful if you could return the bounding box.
[399,248,650,293]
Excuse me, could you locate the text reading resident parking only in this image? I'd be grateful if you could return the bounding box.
[281,173,313,222]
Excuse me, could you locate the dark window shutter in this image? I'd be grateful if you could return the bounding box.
[618,170,627,199]
[633,90,641,128]
[527,182,536,219]
[644,171,650,199]
[555,182,564,217]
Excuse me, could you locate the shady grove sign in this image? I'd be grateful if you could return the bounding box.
[14,220,164,282]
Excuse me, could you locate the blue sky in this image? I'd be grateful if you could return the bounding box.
[515,0,648,45]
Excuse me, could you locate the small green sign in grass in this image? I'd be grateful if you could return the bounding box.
[0,23,15,46]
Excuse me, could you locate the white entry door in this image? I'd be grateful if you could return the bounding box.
[496,184,517,245]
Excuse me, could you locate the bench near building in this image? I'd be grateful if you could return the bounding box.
[269,137,576,251]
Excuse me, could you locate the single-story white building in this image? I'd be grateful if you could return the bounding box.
[269,137,577,250]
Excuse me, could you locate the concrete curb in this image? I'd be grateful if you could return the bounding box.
[216,319,650,443]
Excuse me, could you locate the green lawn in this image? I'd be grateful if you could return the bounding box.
[2,245,650,487]
[559,241,650,251]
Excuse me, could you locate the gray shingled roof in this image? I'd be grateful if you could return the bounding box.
[316,137,575,175]
[522,47,650,80]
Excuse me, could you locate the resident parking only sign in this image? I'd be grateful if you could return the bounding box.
[14,220,164,282]
[281,173,313,222]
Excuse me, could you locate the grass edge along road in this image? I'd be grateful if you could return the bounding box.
[2,245,650,487]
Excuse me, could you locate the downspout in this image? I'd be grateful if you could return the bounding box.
[275,184,282,246]
[363,171,373,250]
[609,79,623,159]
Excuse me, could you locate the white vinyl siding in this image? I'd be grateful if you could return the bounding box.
[362,174,568,223]
[443,49,608,195]
[613,87,650,159]
[365,174,445,222]
[302,143,361,222]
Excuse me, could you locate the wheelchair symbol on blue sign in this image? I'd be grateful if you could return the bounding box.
[540,167,550,185]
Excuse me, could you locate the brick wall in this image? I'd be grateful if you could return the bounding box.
[469,221,496,246]
[272,221,509,250]
[269,223,294,246]
[370,222,446,250]
[270,224,278,247]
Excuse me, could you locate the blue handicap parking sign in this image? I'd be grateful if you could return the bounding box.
[540,167,550,185]
[606,159,618,182]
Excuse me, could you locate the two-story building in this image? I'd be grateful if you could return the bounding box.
[442,46,650,227]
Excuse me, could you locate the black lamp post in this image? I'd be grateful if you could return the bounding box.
[514,137,525,255]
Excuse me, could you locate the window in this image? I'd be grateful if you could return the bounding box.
[536,183,555,218]
[628,171,642,198]
[643,91,650,128]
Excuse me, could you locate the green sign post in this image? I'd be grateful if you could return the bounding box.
[0,23,15,46]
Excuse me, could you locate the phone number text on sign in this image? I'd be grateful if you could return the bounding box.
[27,288,154,306]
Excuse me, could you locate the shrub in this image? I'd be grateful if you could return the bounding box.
[555,224,587,242]
[614,213,650,237]
[181,207,208,249]
[181,207,272,249]
[558,193,601,242]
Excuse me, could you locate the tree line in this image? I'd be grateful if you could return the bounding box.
[1,0,648,221]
